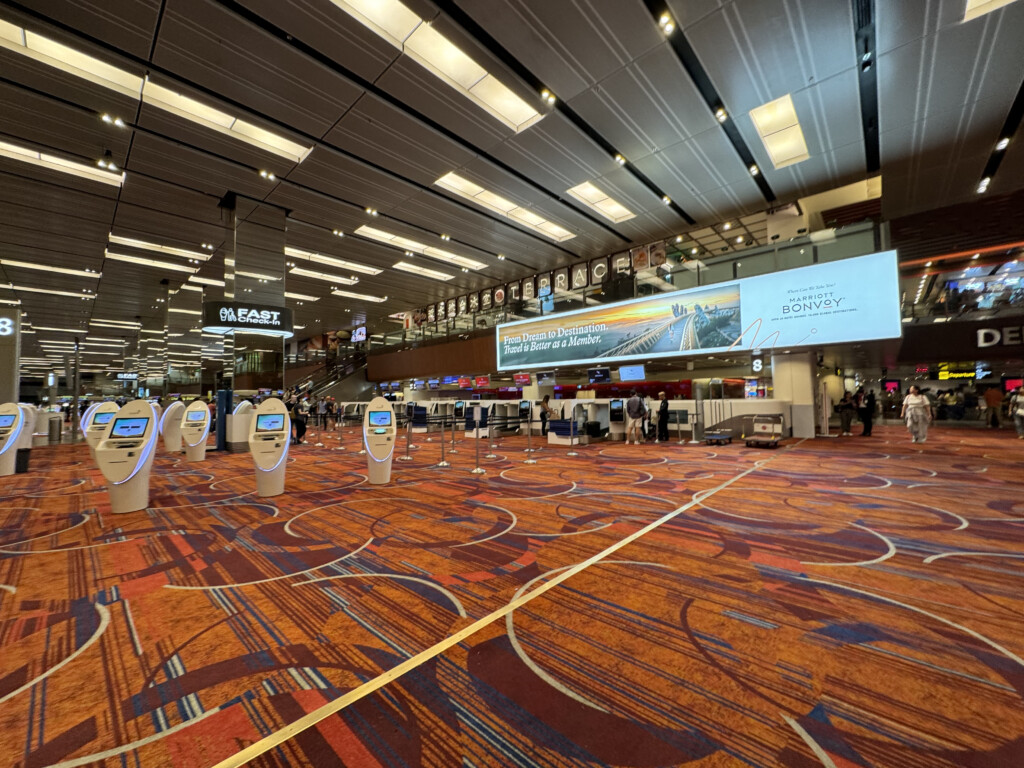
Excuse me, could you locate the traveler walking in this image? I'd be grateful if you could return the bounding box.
[901,385,933,443]
[984,385,1004,427]
[293,398,309,444]
[656,391,669,443]
[861,389,876,436]
[1011,386,1024,439]
[838,391,856,436]
[626,390,645,444]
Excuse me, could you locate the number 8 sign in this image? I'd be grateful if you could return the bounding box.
[0,317,14,336]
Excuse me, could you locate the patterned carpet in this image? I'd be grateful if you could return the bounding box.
[1,425,1023,767]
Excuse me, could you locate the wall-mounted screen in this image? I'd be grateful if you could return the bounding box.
[351,326,367,342]
[588,367,611,384]
[519,400,531,416]
[428,379,440,390]
[475,376,490,387]
[255,414,285,432]
[413,380,425,390]
[618,364,646,382]
[368,411,392,427]
[110,417,149,438]
[0,414,15,428]
[92,411,115,425]
[536,371,557,386]
[496,250,902,369]
[458,377,472,388]
[513,373,532,386]
[882,380,901,393]
[186,410,207,422]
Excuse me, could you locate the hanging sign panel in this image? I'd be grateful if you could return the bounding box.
[496,250,901,370]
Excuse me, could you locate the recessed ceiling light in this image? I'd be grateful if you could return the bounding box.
[541,88,556,106]
[749,93,809,169]
[749,164,760,176]
[259,169,276,181]
[108,235,210,261]
[105,249,197,274]
[977,177,990,193]
[715,106,728,123]
[658,12,675,34]
[972,253,980,259]
[736,236,743,243]
[614,153,626,166]
[393,261,454,281]
[434,172,575,241]
[566,181,636,223]
[332,229,344,237]
[996,137,1010,151]
[691,247,698,255]
[722,222,731,230]
[497,254,506,260]
[662,195,672,205]
[353,225,486,269]
[0,259,100,278]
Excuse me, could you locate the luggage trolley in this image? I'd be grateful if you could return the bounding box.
[745,414,784,448]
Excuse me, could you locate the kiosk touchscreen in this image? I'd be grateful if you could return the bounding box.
[85,402,120,458]
[609,399,625,441]
[0,403,26,477]
[160,400,186,453]
[248,398,290,497]
[363,397,396,485]
[453,400,465,419]
[609,399,624,422]
[94,400,159,513]
[181,401,211,462]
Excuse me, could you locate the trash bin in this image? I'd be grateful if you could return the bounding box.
[48,416,62,445]
[15,448,30,473]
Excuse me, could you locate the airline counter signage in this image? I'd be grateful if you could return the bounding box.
[202,301,294,338]
[496,250,902,369]
[116,372,139,381]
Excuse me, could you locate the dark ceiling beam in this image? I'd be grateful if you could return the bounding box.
[853,0,880,174]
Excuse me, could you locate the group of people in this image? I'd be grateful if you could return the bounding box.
[536,390,672,444]
[836,387,877,436]
[898,384,1024,444]
[284,394,343,444]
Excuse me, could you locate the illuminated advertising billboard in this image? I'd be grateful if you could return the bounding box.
[496,250,901,370]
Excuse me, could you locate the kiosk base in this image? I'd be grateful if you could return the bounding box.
[256,469,285,497]
[185,444,208,462]
[108,479,150,514]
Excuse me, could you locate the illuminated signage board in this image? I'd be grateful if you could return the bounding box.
[202,301,293,338]
[115,372,139,381]
[458,377,472,388]
[475,375,490,388]
[496,250,901,370]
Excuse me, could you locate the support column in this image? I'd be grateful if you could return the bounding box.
[770,351,816,438]
[0,307,20,403]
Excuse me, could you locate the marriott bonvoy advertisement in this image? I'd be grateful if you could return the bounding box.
[496,250,901,370]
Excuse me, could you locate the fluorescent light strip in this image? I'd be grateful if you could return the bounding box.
[30,326,83,333]
[964,0,1019,20]
[565,182,636,223]
[284,246,382,275]
[392,261,454,281]
[234,270,282,281]
[179,284,203,292]
[108,235,209,262]
[433,173,575,241]
[331,289,387,303]
[105,250,197,274]
[288,266,359,286]
[0,258,100,278]
[352,225,487,269]
[0,283,96,299]
[284,291,321,302]
[167,308,201,315]
[140,329,164,335]
[748,93,809,169]
[188,276,226,287]
[0,298,21,305]
[0,138,125,187]
[327,1,542,133]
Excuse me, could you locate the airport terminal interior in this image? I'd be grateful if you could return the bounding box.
[2,1,1024,767]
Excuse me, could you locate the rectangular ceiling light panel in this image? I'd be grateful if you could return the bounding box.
[353,225,487,269]
[434,173,575,241]
[284,246,382,275]
[331,289,387,303]
[0,258,100,278]
[392,261,453,281]
[328,1,542,132]
[105,250,197,274]
[749,94,810,169]
[565,182,636,223]
[0,139,125,187]
[289,266,359,285]
[283,291,321,302]
[964,0,1019,21]
[109,235,210,261]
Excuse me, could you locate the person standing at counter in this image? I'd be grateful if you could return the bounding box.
[625,390,645,445]
[656,391,669,443]
[837,391,855,436]
[540,394,555,437]
[901,385,933,444]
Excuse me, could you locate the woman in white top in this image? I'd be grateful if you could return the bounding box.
[900,385,932,443]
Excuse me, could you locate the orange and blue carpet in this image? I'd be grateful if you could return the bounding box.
[1,425,1023,767]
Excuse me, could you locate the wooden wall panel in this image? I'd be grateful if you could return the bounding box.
[366,336,496,381]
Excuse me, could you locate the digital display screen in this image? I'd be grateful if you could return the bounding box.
[610,399,623,411]
[186,411,207,422]
[458,377,473,388]
[1004,377,1023,393]
[351,326,367,342]
[519,400,531,416]
[496,250,902,369]
[0,415,15,428]
[475,376,490,388]
[454,400,465,410]
[442,376,459,385]
[428,379,440,390]
[536,371,557,386]
[513,373,532,385]
[92,412,115,425]
[413,380,425,390]
[110,417,149,438]
[618,365,646,382]
[883,380,901,393]
[255,414,285,432]
[588,367,611,384]
[368,410,392,427]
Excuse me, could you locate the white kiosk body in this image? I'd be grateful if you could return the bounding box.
[151,402,163,422]
[85,402,120,459]
[160,401,186,453]
[0,403,27,476]
[363,397,396,485]
[248,398,290,497]
[181,401,211,462]
[95,400,159,514]
[226,400,254,452]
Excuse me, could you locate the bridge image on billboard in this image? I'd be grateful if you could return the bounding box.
[495,250,902,370]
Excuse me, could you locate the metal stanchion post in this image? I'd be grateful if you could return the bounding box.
[688,413,700,444]
[485,415,498,460]
[449,414,458,453]
[356,409,366,455]
[437,413,450,467]
[398,413,413,461]
[676,410,684,445]
[470,408,485,474]
[566,404,579,457]
[524,410,537,464]
[314,410,324,447]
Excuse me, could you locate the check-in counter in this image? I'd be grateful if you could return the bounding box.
[95,400,159,513]
[181,401,211,462]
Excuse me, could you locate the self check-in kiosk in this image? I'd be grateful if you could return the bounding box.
[363,397,396,485]
[226,399,254,452]
[160,400,185,453]
[181,401,211,462]
[248,398,290,497]
[0,403,26,477]
[609,399,626,441]
[85,402,120,459]
[95,400,159,513]
[453,400,465,420]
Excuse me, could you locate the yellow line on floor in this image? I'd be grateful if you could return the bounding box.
[212,440,804,768]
